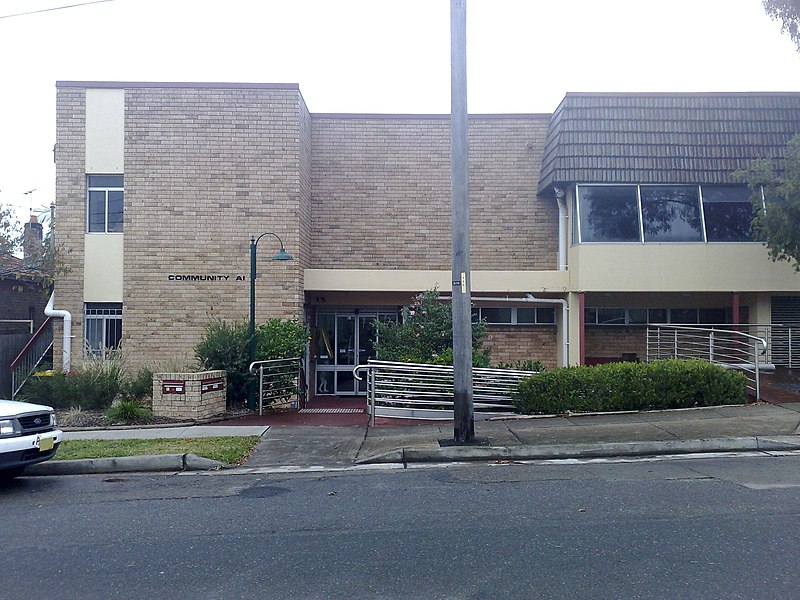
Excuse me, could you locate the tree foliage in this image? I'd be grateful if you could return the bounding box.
[763,0,800,51]
[373,288,490,367]
[736,133,800,271]
[195,317,307,405]
[0,203,22,259]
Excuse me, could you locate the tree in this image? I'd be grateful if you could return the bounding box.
[736,133,800,271]
[762,0,800,51]
[373,288,490,367]
[0,203,22,260]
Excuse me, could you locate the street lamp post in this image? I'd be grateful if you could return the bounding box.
[248,232,293,411]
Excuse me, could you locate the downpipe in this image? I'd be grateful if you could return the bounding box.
[45,291,72,372]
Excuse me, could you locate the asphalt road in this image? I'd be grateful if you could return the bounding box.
[2,453,800,599]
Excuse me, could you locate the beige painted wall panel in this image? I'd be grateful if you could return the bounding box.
[84,235,123,301]
[85,88,124,173]
[571,245,800,292]
[304,269,569,293]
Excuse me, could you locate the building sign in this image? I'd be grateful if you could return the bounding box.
[168,274,246,282]
[162,380,185,394]
[201,377,225,394]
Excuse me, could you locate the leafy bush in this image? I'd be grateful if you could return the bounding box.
[497,359,546,372]
[121,366,154,402]
[514,359,747,415]
[195,317,306,406]
[105,399,153,424]
[20,355,124,410]
[373,289,490,367]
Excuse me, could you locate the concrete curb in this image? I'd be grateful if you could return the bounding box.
[356,436,800,465]
[26,453,225,476]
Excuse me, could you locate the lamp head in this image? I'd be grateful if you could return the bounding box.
[272,247,293,261]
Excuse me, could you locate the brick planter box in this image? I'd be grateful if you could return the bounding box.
[152,370,226,421]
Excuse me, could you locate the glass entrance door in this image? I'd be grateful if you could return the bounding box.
[314,309,397,395]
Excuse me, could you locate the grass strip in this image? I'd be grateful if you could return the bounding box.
[54,436,260,466]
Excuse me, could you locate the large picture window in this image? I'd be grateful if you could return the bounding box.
[577,185,640,242]
[87,175,124,233]
[574,184,754,244]
[701,185,753,242]
[85,303,122,356]
[640,185,704,242]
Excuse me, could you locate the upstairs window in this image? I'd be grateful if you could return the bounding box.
[640,185,704,242]
[576,185,640,242]
[574,184,754,244]
[87,175,124,233]
[701,185,753,242]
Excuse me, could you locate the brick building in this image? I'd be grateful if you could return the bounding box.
[52,82,800,398]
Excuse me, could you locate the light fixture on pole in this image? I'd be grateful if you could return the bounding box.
[248,232,293,411]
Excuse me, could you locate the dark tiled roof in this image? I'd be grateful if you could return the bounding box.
[537,92,800,195]
[0,253,46,281]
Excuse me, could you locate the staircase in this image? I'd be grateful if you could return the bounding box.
[10,316,53,399]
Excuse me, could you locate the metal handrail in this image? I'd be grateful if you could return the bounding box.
[646,324,767,400]
[10,316,54,399]
[249,357,305,415]
[354,359,538,424]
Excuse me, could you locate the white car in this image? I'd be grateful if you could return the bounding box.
[0,399,62,480]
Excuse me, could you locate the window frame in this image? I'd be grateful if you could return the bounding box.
[574,183,756,245]
[87,174,124,233]
[84,302,123,357]
[473,306,557,326]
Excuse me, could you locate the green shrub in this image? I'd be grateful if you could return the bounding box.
[106,399,153,424]
[373,288,490,367]
[514,359,747,415]
[19,356,124,410]
[195,317,306,406]
[121,366,154,402]
[497,359,546,372]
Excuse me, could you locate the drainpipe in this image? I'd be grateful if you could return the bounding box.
[442,294,569,367]
[45,292,72,372]
[554,187,568,272]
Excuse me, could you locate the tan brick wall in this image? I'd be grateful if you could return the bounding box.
[310,115,557,270]
[484,326,558,369]
[54,86,87,370]
[121,86,306,367]
[585,327,647,362]
[152,370,226,420]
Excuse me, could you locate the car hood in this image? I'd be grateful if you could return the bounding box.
[0,399,54,417]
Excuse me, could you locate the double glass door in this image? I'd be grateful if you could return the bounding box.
[315,309,397,395]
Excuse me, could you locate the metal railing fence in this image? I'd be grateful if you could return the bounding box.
[353,359,538,424]
[249,357,306,415]
[10,317,53,399]
[646,324,767,400]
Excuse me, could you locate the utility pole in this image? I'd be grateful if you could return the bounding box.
[450,0,474,443]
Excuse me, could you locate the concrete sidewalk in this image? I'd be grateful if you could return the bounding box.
[245,401,800,468]
[28,401,800,475]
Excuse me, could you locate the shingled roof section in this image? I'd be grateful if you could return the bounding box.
[537,92,800,196]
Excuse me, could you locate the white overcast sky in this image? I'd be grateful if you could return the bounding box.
[1,0,799,228]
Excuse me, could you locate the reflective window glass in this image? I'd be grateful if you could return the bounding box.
[597,308,626,325]
[517,308,536,324]
[536,307,556,324]
[577,185,640,242]
[702,185,753,242]
[670,308,699,324]
[480,307,512,324]
[628,308,648,324]
[88,191,107,232]
[641,186,703,242]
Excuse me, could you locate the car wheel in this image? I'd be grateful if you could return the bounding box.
[0,467,26,481]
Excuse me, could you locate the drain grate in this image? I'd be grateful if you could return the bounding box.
[298,408,365,414]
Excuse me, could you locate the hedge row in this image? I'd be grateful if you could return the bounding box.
[514,359,747,415]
